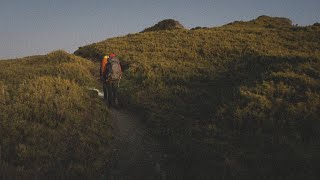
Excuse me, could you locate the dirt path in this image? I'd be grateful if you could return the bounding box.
[105,108,173,178]
[89,88,185,178]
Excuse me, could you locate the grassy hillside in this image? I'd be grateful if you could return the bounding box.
[75,16,320,177]
[0,51,112,177]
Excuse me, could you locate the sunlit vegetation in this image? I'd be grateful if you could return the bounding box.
[75,16,320,177]
[0,51,112,177]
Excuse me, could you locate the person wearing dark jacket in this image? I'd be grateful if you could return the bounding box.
[105,53,122,107]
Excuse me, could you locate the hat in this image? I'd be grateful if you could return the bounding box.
[109,53,116,58]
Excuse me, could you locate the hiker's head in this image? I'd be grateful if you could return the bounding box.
[104,55,109,59]
[109,53,116,58]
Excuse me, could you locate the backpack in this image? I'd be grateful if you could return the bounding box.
[106,57,122,81]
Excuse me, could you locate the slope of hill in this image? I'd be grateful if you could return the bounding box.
[0,51,112,177]
[75,16,320,177]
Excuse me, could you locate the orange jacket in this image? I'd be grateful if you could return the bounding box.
[100,58,108,79]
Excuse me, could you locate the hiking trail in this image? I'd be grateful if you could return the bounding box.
[88,87,185,178]
[106,108,169,177]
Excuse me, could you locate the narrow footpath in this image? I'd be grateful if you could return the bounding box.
[105,108,187,178]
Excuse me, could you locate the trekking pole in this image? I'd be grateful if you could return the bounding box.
[118,77,121,88]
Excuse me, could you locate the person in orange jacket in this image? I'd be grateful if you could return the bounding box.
[100,55,109,100]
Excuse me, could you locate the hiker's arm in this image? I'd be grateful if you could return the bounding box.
[105,63,111,79]
[120,64,123,78]
[120,62,123,79]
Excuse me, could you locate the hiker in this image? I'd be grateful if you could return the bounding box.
[105,53,122,107]
[100,55,109,101]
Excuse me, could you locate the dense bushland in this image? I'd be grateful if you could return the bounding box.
[75,16,320,177]
[0,51,112,177]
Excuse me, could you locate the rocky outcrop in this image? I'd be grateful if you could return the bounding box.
[142,19,185,33]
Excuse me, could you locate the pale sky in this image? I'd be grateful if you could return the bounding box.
[0,0,319,59]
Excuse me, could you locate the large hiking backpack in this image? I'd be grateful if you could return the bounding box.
[106,57,122,81]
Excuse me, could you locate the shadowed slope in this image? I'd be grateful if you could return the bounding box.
[74,15,320,177]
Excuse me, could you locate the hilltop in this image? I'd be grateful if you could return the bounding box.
[74,16,320,177]
[141,19,185,32]
[224,15,293,28]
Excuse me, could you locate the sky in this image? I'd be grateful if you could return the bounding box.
[0,0,319,59]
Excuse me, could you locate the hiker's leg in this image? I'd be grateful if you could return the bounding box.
[103,82,108,100]
[107,83,113,106]
[110,82,116,105]
[113,81,119,106]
